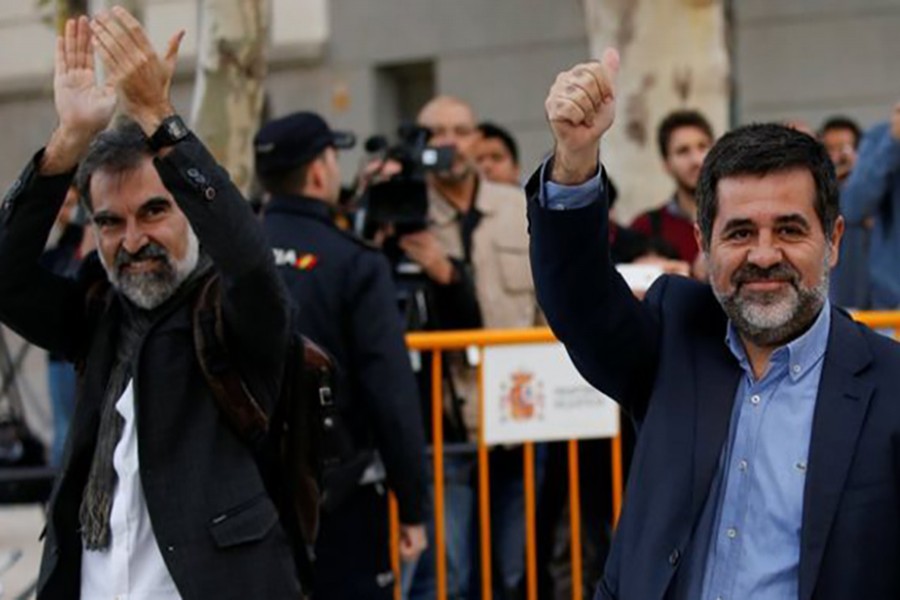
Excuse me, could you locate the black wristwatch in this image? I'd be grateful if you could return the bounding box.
[147,115,190,151]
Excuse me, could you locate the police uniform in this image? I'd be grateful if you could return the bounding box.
[256,113,428,600]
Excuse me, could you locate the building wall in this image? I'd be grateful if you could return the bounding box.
[267,0,590,178]
[734,0,900,132]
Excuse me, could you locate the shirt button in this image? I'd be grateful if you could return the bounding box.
[726,527,738,539]
[204,187,216,200]
[738,459,748,471]
[167,545,175,552]
[792,364,802,374]
[668,549,680,566]
[750,394,761,405]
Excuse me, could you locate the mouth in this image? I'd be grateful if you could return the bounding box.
[739,279,791,293]
[120,258,163,274]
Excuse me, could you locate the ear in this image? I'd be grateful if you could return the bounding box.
[693,222,705,255]
[827,215,845,269]
[305,159,327,195]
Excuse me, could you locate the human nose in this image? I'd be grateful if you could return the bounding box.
[121,220,148,255]
[746,231,783,270]
[692,147,708,167]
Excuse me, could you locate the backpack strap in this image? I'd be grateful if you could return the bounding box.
[192,274,269,445]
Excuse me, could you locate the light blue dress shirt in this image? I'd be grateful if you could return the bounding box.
[541,165,832,599]
[699,304,830,600]
[540,160,603,210]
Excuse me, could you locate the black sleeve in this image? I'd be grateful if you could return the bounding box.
[346,249,428,524]
[152,133,290,415]
[0,151,89,359]
[526,162,661,419]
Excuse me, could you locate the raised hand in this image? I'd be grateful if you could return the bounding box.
[89,6,184,136]
[55,16,117,139]
[41,16,117,175]
[545,48,619,184]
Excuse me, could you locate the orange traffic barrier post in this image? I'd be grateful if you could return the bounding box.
[568,439,583,600]
[477,357,493,599]
[524,442,538,600]
[611,431,623,527]
[388,493,401,600]
[432,351,448,600]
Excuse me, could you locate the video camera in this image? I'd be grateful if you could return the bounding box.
[358,124,454,237]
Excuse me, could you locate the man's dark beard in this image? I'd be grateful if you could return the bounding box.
[715,261,827,348]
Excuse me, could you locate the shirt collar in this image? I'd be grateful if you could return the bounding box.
[428,175,501,226]
[724,299,832,383]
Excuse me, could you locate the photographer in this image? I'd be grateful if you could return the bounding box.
[399,96,542,599]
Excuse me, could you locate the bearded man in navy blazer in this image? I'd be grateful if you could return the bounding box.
[528,48,900,600]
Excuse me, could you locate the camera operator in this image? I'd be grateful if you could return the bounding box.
[255,112,429,600]
[400,96,542,599]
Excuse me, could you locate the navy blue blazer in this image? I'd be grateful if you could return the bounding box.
[526,171,900,600]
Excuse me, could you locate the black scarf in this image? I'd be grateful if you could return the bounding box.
[79,255,213,550]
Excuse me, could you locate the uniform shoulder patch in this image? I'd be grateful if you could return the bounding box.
[273,247,320,271]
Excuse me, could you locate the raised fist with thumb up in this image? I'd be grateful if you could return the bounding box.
[545,48,620,185]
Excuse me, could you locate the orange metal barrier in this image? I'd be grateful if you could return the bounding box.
[388,312,900,599]
[393,327,624,600]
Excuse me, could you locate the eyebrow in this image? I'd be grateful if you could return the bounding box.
[720,218,754,235]
[773,213,811,229]
[136,196,173,217]
[720,213,812,235]
[91,210,120,224]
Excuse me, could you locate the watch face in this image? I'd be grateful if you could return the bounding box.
[168,118,188,139]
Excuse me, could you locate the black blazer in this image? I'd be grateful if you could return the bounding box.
[526,170,900,600]
[0,137,298,599]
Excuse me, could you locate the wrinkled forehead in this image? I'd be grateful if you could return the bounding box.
[714,168,819,225]
[89,158,174,214]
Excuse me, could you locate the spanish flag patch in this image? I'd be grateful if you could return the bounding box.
[294,254,319,271]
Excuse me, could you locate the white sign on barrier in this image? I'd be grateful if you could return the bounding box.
[482,342,620,445]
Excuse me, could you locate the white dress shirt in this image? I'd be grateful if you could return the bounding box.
[80,380,182,600]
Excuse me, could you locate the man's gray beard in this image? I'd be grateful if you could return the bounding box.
[97,227,200,310]
[711,252,830,348]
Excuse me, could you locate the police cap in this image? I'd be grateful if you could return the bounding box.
[254,112,356,174]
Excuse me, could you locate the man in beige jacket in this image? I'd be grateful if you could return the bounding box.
[398,95,541,599]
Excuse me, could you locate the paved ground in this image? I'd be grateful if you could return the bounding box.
[0,505,43,600]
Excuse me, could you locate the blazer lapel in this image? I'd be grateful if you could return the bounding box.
[798,310,874,600]
[690,333,742,519]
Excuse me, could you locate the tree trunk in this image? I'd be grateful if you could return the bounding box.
[582,0,730,223]
[190,0,271,196]
[52,0,88,33]
[87,0,144,23]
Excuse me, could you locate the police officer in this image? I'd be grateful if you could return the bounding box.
[255,112,429,599]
